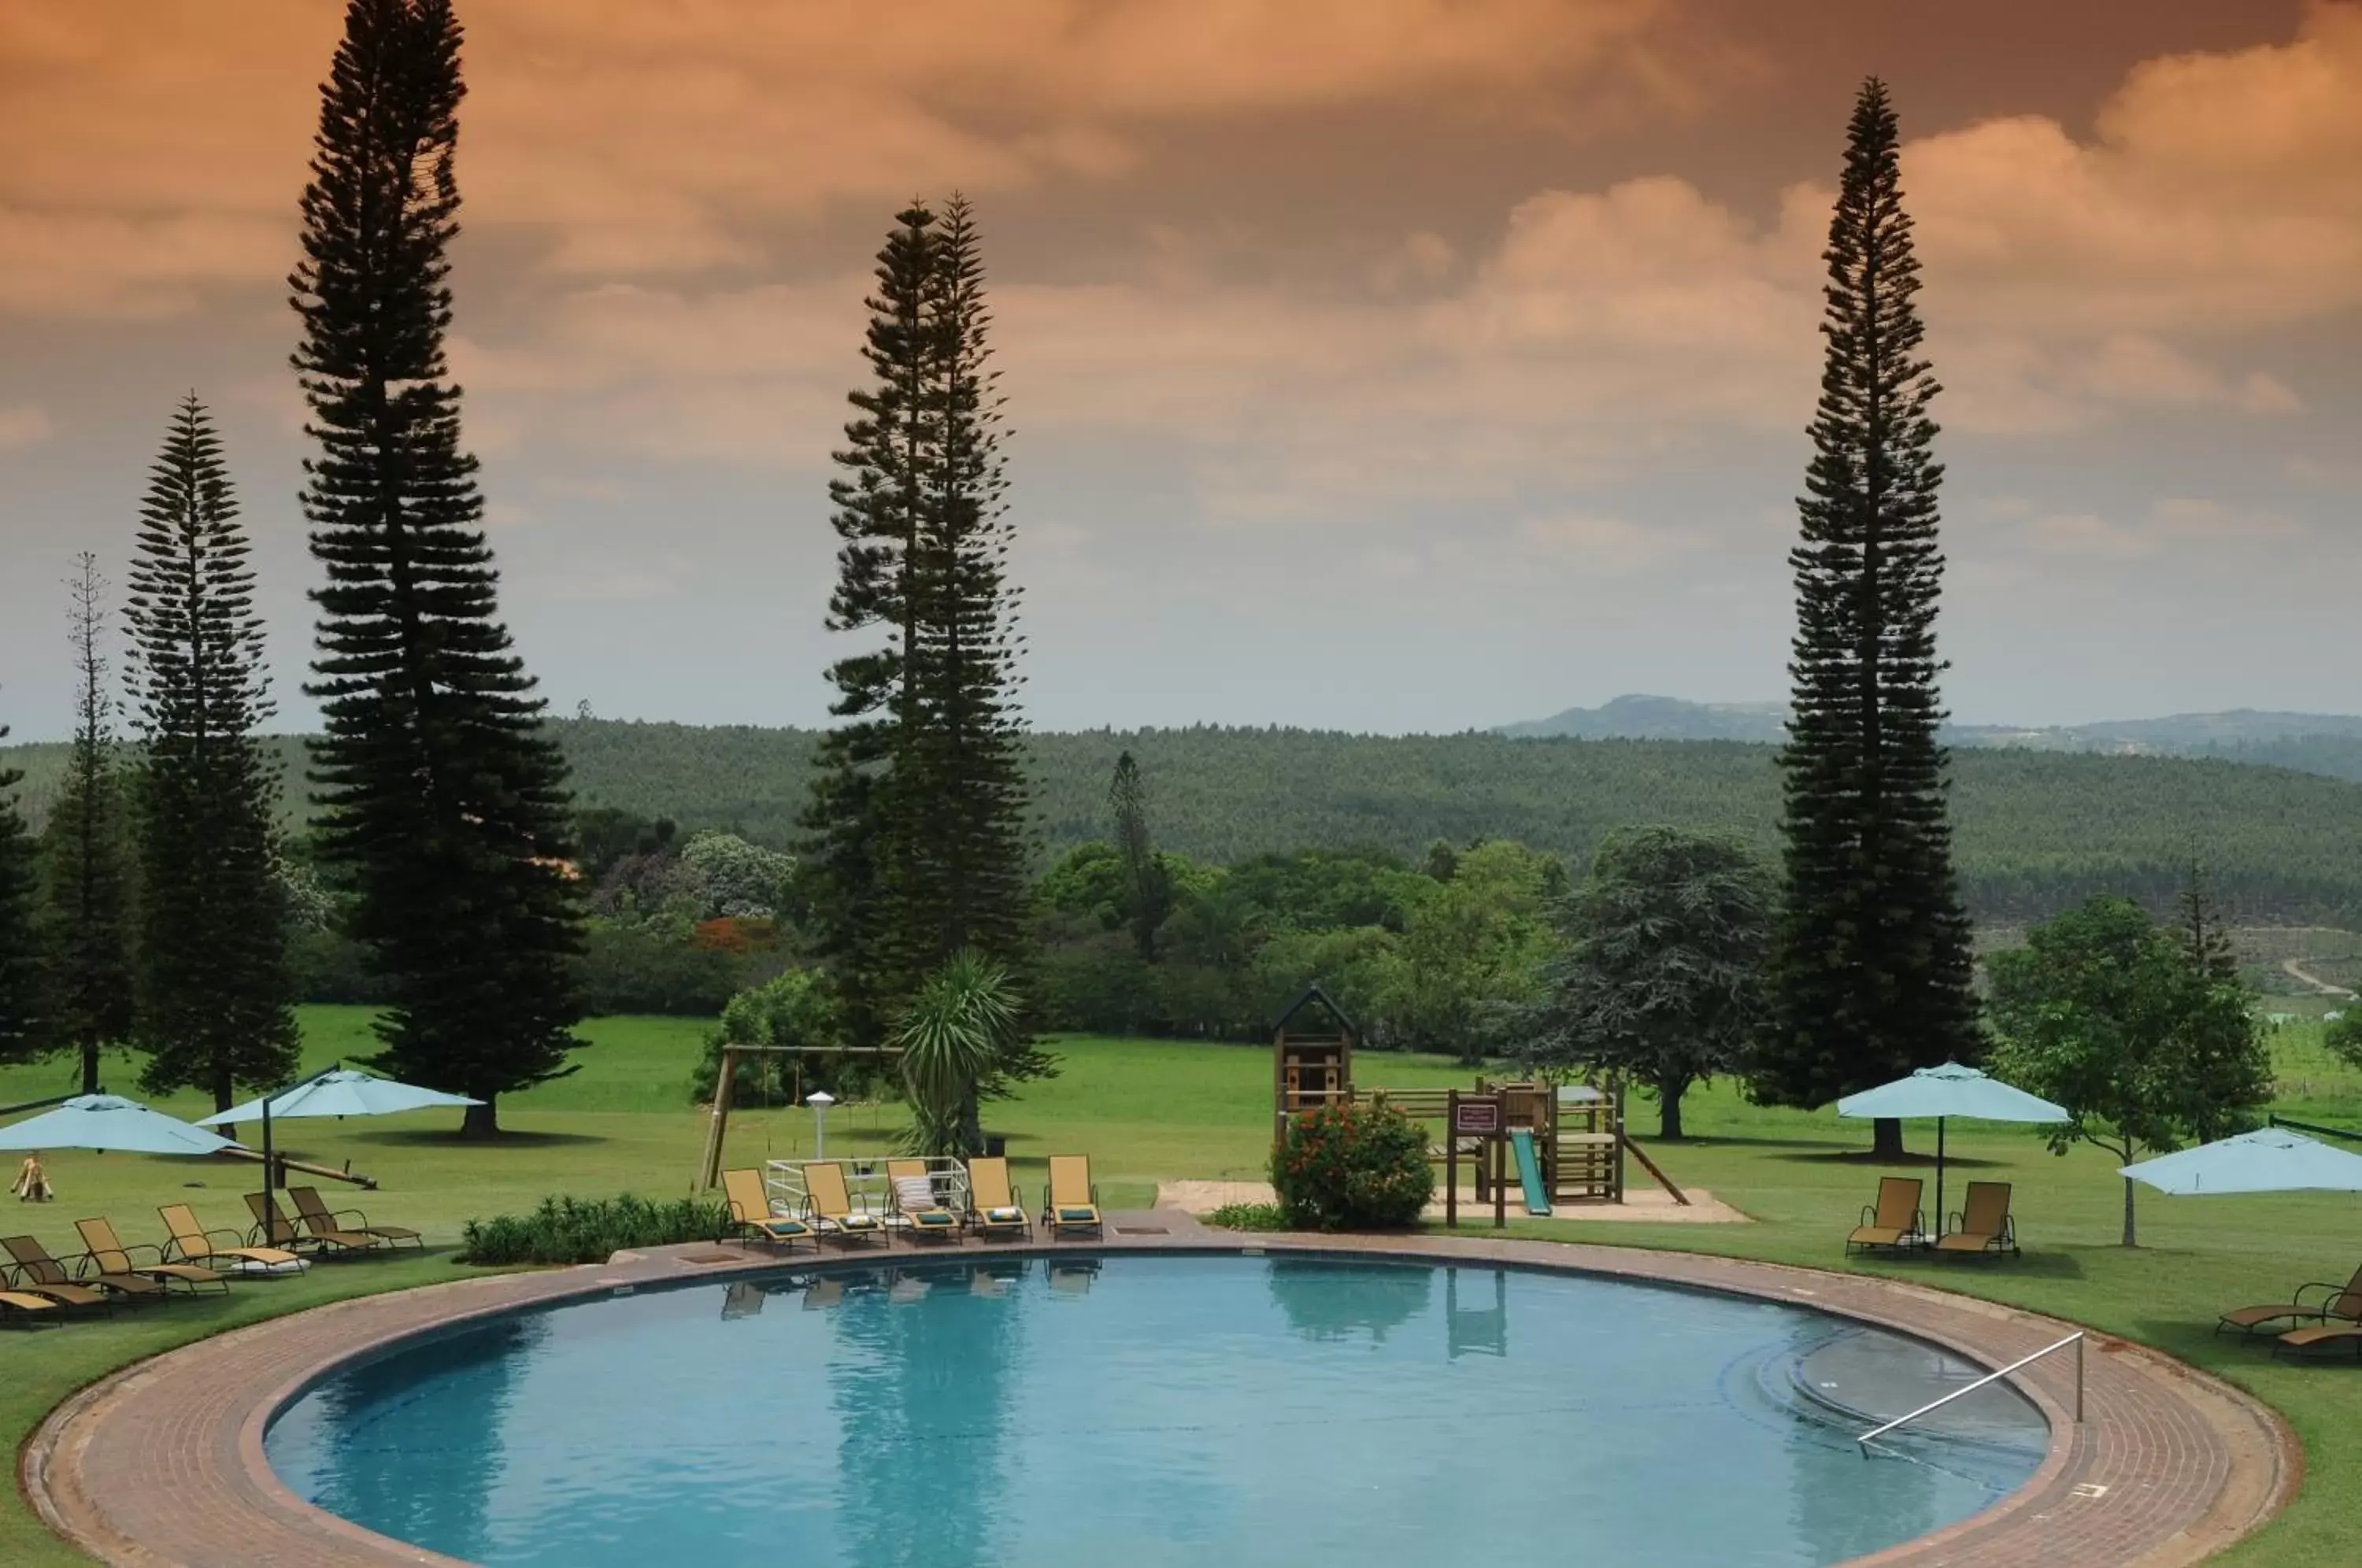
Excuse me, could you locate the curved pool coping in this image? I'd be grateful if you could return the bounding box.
[22,1217,2300,1568]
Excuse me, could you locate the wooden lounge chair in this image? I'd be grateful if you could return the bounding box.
[2275,1322,2362,1361]
[1933,1182,2018,1259]
[802,1161,888,1247]
[886,1159,961,1243]
[5,1233,165,1307]
[2219,1264,2362,1340]
[721,1167,814,1252]
[1845,1177,1925,1256]
[963,1158,1031,1241]
[76,1219,229,1296]
[158,1204,305,1274]
[2,1288,62,1325]
[1042,1154,1102,1238]
[291,1187,424,1251]
[246,1193,376,1256]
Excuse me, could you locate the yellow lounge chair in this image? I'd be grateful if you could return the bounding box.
[159,1204,305,1274]
[5,1233,165,1307]
[77,1218,228,1295]
[2220,1264,2362,1340]
[2,1289,62,1325]
[1933,1182,2018,1259]
[1845,1177,1924,1256]
[886,1159,961,1243]
[291,1186,424,1251]
[247,1192,377,1256]
[802,1161,888,1247]
[722,1167,814,1252]
[964,1158,1031,1240]
[2275,1322,2362,1360]
[1042,1154,1102,1238]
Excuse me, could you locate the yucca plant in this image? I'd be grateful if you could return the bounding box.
[894,949,1020,1156]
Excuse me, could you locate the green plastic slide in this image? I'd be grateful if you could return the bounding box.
[1509,1128,1551,1216]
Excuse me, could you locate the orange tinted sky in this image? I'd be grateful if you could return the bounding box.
[2,1,2356,734]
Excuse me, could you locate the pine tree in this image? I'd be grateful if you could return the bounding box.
[292,0,584,1135]
[0,700,43,1066]
[1752,79,1979,1155]
[891,192,1035,985]
[2172,859,2239,987]
[802,202,939,1050]
[1107,749,1168,962]
[124,395,302,1112]
[41,555,138,1094]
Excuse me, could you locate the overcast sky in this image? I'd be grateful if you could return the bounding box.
[2,0,2357,739]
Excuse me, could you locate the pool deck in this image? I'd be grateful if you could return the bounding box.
[24,1212,2298,1568]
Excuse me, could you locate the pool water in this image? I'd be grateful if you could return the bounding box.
[266,1254,2046,1567]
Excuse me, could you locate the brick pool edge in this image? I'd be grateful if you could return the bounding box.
[23,1217,2301,1568]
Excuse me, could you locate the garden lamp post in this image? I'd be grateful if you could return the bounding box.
[807,1091,835,1162]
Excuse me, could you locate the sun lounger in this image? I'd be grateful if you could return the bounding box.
[964,1157,1031,1239]
[291,1187,424,1250]
[886,1159,961,1242]
[246,1192,377,1256]
[2275,1322,2362,1360]
[1846,1177,1925,1256]
[5,1233,165,1306]
[721,1167,814,1252]
[158,1204,305,1274]
[1,1289,62,1325]
[2219,1264,2362,1339]
[802,1161,888,1247]
[76,1219,229,1295]
[1933,1182,2018,1259]
[0,1245,112,1313]
[1042,1154,1102,1237]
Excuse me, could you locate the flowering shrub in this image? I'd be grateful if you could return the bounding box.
[1269,1101,1434,1232]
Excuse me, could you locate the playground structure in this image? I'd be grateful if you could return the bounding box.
[1269,986,1688,1226]
[696,1041,901,1191]
[1272,986,1355,1145]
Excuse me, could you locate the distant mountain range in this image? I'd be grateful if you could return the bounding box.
[1501,695,2362,760]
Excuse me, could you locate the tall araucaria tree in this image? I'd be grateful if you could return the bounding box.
[39,555,138,1094]
[802,202,939,1052]
[1750,78,1979,1156]
[1107,749,1169,962]
[804,194,1047,1133]
[0,698,43,1066]
[124,395,302,1113]
[291,0,584,1136]
[892,191,1035,988]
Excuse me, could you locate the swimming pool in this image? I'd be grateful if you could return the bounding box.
[265,1253,2047,1567]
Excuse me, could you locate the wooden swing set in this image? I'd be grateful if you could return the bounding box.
[694,1042,901,1191]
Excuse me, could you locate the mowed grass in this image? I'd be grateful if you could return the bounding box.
[0,1011,2356,1565]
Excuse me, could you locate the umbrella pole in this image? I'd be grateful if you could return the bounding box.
[262,1096,273,1196]
[1934,1118,1946,1243]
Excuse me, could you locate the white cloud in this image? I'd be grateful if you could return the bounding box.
[0,402,53,449]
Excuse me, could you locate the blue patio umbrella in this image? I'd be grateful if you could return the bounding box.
[1837,1063,2070,1239]
[198,1069,483,1127]
[198,1066,482,1197]
[2120,1129,2362,1196]
[0,1093,241,1156]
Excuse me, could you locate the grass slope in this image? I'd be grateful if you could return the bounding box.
[2,1013,2358,1565]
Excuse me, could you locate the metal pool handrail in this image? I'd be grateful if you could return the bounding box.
[1858,1331,2085,1448]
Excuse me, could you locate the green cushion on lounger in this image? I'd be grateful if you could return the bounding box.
[913,1211,957,1227]
[1057,1206,1098,1222]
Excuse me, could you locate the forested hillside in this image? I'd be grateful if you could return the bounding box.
[12,719,2358,925]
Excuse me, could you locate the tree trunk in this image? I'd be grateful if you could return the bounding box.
[80,1030,99,1096]
[2120,1173,2138,1248]
[1871,1116,1908,1159]
[461,1098,500,1139]
[1658,1082,1685,1141]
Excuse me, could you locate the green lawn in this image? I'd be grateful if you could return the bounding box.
[3,1011,2359,1565]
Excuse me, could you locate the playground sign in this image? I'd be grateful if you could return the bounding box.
[1452,1100,1501,1136]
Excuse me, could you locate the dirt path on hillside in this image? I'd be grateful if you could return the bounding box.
[2282,956,2356,997]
